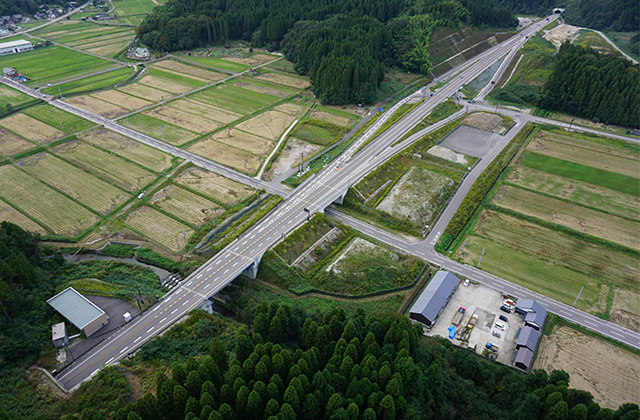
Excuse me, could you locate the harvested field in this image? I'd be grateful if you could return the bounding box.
[78,128,173,172]
[310,110,354,127]
[0,128,36,156]
[223,53,275,67]
[138,75,193,94]
[205,128,273,156]
[0,199,47,234]
[539,131,639,160]
[233,79,296,98]
[18,152,131,214]
[0,113,65,144]
[150,184,221,226]
[167,99,241,124]
[145,106,221,134]
[174,167,253,205]
[0,84,33,108]
[53,141,156,192]
[189,85,279,115]
[187,139,262,174]
[377,167,455,225]
[0,165,98,236]
[235,110,295,141]
[117,83,174,102]
[527,136,639,178]
[65,95,128,119]
[91,90,152,111]
[154,60,225,82]
[124,206,193,252]
[611,288,640,333]
[506,166,639,221]
[472,211,639,293]
[257,72,309,89]
[462,112,503,132]
[275,102,303,115]
[492,185,639,250]
[125,114,198,146]
[533,325,640,409]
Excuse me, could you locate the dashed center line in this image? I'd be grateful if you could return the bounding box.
[119,346,129,354]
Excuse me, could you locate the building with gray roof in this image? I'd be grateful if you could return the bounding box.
[47,288,109,336]
[514,347,534,371]
[409,270,460,327]
[516,325,540,352]
[515,299,547,331]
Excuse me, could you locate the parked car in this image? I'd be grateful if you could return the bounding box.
[494,323,506,331]
[463,279,470,287]
[499,305,512,314]
[492,331,501,338]
[499,315,508,322]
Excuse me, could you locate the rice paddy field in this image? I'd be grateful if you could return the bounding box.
[0,113,66,144]
[174,167,254,206]
[453,127,640,328]
[124,113,199,145]
[188,83,281,115]
[0,83,36,109]
[149,184,221,227]
[124,206,193,252]
[110,0,169,25]
[0,128,38,157]
[43,67,134,96]
[22,104,95,134]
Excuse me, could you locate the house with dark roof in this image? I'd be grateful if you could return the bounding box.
[515,299,547,331]
[409,270,460,327]
[514,347,534,371]
[516,325,540,352]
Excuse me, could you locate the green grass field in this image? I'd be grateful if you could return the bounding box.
[574,30,622,57]
[42,67,134,96]
[112,0,168,16]
[124,113,199,146]
[189,84,280,115]
[23,105,95,134]
[147,67,207,88]
[180,55,252,73]
[0,84,36,110]
[293,121,343,146]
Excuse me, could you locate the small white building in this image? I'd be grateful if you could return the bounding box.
[133,47,150,59]
[0,39,34,56]
[52,322,68,348]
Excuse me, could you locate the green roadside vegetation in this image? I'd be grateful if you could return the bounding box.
[396,99,463,143]
[573,30,622,57]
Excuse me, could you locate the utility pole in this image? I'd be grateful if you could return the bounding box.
[304,207,310,222]
[210,209,216,226]
[159,124,164,142]
[568,116,576,131]
[182,230,187,247]
[243,158,247,174]
[204,141,208,159]
[477,248,485,268]
[58,86,63,100]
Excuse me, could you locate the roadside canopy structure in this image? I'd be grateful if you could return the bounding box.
[47,287,109,337]
[409,270,460,327]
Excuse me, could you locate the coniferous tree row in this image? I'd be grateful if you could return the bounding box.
[541,43,640,127]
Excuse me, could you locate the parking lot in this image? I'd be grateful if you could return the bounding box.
[439,125,501,157]
[426,281,524,365]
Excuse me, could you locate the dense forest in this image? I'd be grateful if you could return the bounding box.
[136,0,516,104]
[540,43,640,127]
[0,0,64,15]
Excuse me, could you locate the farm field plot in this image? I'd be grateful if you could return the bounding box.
[256,71,310,89]
[235,110,295,141]
[111,0,169,17]
[224,53,277,67]
[0,84,34,109]
[189,84,280,115]
[376,167,455,226]
[53,141,156,192]
[117,83,175,103]
[611,288,640,333]
[534,325,640,410]
[204,128,273,156]
[18,152,131,214]
[0,165,98,236]
[293,121,344,147]
[0,200,46,234]
[65,95,128,119]
[310,108,357,127]
[0,128,36,157]
[233,78,298,98]
[180,55,251,73]
[23,105,95,134]
[125,113,198,145]
[138,74,196,94]
[91,90,152,111]
[275,102,304,116]
[154,60,226,82]
[125,206,193,252]
[187,139,262,174]
[0,113,65,144]
[167,99,241,124]
[461,112,505,132]
[144,106,222,134]
[174,167,254,205]
[150,184,221,227]
[0,46,118,85]
[492,185,639,250]
[506,166,639,221]
[78,128,173,172]
[42,67,133,96]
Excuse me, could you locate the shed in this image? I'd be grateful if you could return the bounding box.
[52,322,68,348]
[516,326,540,352]
[409,270,460,327]
[47,287,109,336]
[0,39,33,56]
[514,347,534,371]
[515,299,547,331]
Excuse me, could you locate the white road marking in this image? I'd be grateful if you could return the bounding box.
[186,281,192,286]
[197,274,202,279]
[106,357,114,364]
[119,346,129,354]
[134,337,142,343]
[216,261,221,265]
[250,235,255,239]
[91,369,99,376]
[171,309,178,314]
[224,269,229,274]
[233,262,238,267]
[147,327,154,333]
[242,241,247,245]
[159,317,166,323]
[234,247,239,251]
[204,284,210,289]
[182,300,189,306]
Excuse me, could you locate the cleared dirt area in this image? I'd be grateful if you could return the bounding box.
[611,288,640,333]
[65,95,128,119]
[186,140,262,174]
[533,325,640,409]
[544,24,580,49]
[78,128,173,172]
[0,165,98,236]
[310,110,353,127]
[462,112,503,132]
[234,80,295,98]
[235,110,295,141]
[377,167,454,226]
[0,113,65,144]
[527,137,639,178]
[174,167,253,205]
[168,99,241,124]
[492,185,639,250]
[257,72,310,89]
[145,106,222,134]
[266,138,321,180]
[154,60,225,82]
[18,152,130,214]
[91,90,152,111]
[206,128,274,156]
[150,184,221,226]
[117,83,174,102]
[507,166,639,221]
[138,75,193,94]
[427,145,469,165]
[439,125,500,157]
[125,206,193,252]
[275,102,304,115]
[0,128,35,156]
[0,200,47,234]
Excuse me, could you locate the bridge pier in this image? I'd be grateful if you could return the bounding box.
[199,299,213,314]
[241,253,264,280]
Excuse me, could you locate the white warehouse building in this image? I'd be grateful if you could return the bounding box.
[0,39,33,56]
